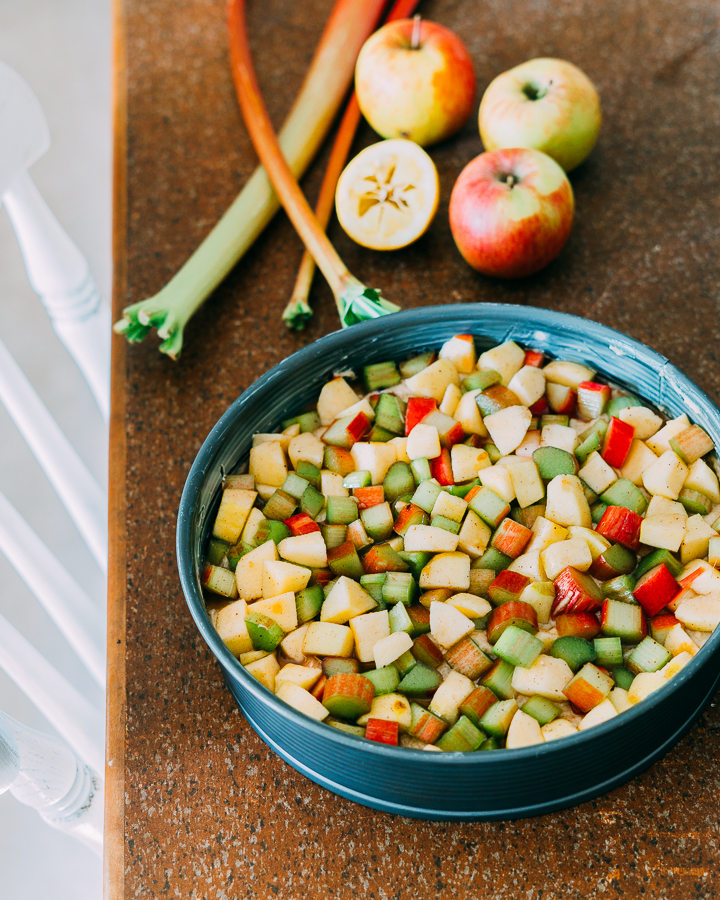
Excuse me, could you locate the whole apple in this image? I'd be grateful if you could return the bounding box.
[355,18,475,147]
[479,58,601,172]
[449,147,574,278]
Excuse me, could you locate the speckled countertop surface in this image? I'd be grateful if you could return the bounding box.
[108,0,720,896]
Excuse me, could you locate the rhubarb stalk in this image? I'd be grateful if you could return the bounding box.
[282,0,421,330]
[114,0,387,357]
[227,0,400,329]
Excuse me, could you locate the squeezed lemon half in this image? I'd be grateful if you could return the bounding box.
[335,139,440,251]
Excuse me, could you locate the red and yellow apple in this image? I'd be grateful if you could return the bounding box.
[479,58,601,172]
[448,147,574,279]
[355,18,475,147]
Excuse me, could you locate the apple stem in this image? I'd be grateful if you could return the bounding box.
[411,14,421,49]
[506,175,516,188]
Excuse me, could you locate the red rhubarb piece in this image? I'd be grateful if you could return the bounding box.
[552,567,603,616]
[487,600,538,644]
[529,396,549,416]
[405,397,438,435]
[487,570,531,605]
[524,350,545,368]
[595,506,643,550]
[365,718,399,745]
[633,564,681,617]
[311,674,327,701]
[601,417,635,467]
[429,447,454,486]
[285,513,321,535]
[491,518,533,559]
[353,485,385,509]
[393,503,427,536]
[464,484,482,503]
[555,611,601,639]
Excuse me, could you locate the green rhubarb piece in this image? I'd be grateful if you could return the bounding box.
[550,636,596,672]
[634,548,682,580]
[493,625,543,668]
[343,470,371,490]
[511,504,546,529]
[363,665,400,695]
[436,715,484,752]
[601,574,637,603]
[322,416,357,449]
[409,703,448,742]
[328,541,364,579]
[398,662,443,697]
[295,584,324,623]
[580,479,598,505]
[255,519,291,544]
[712,516,720,533]
[593,636,624,668]
[481,659,516,699]
[245,612,284,652]
[448,479,480,498]
[367,424,395,442]
[628,636,672,674]
[591,502,608,524]
[300,484,324,518]
[322,679,374,720]
[384,462,415,502]
[612,666,635,690]
[227,543,253,571]
[394,649,417,677]
[458,686,497,728]
[363,361,401,392]
[383,572,419,607]
[468,568,496,597]
[398,551,432,580]
[206,538,230,566]
[393,505,429,536]
[479,736,502,751]
[294,411,320,433]
[322,657,360,678]
[325,718,366,738]
[360,502,395,541]
[606,394,643,417]
[484,443,502,463]
[600,479,648,515]
[521,696,560,726]
[532,446,577,479]
[541,414,569,428]
[407,605,431,636]
[263,490,297,521]
[360,573,387,606]
[462,368,502,392]
[326,495,359,525]
[364,541,408,572]
[575,431,602,465]
[475,385,521,416]
[475,548,512,572]
[282,472,310,499]
[320,523,348,549]
[601,599,645,641]
[388,602,414,634]
[399,351,436,379]
[678,488,713,516]
[374,393,406,434]
[431,514,461,535]
[468,487,511,528]
[323,577,339,597]
[411,479,443,514]
[410,457,433,484]
[597,543,637,576]
[479,699,517,736]
[323,445,356,477]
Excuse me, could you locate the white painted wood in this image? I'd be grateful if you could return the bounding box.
[0,612,104,772]
[0,61,50,197]
[1,712,102,855]
[0,334,107,571]
[0,489,105,687]
[3,172,110,420]
[0,714,21,793]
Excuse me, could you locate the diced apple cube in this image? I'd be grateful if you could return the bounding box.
[646,414,690,455]
[456,509,491,558]
[535,627,559,653]
[477,341,525,385]
[484,406,532,455]
[578,452,617,494]
[406,423,441,460]
[526,516,569,554]
[663,623,698,657]
[439,334,477,373]
[336,396,375,422]
[275,664,322,692]
[249,441,288,488]
[241,508,266,545]
[351,442,397,484]
[618,406,664,440]
[317,377,360,425]
[608,687,632,713]
[431,491,468,522]
[288,432,326,469]
[253,432,292,453]
[545,475,592,528]
[684,457,720,503]
[439,383,463,417]
[567,525,611,560]
[388,436,410,462]
[507,365,546,406]
[519,582,556,624]
[541,538,592,581]
[578,698,617,731]
[679,559,720,593]
[404,525,460,553]
[674,593,720,632]
[320,471,349,497]
[255,483,276,501]
[620,440,659,485]
[262,560,311,598]
[302,622,354,657]
[419,552,471,591]
[248,592,298,632]
[373,631,413,668]
[541,719,577,741]
[507,550,546,582]
[320,576,377,624]
[446,593,492,619]
[283,422,301,437]
[276,681,329,720]
[404,359,460,401]
[239,649,269,666]
[506,709,544,748]
[639,514,686,552]
[542,359,596,388]
[357,693,412,732]
[245,652,281,693]
[507,458,546,508]
[479,464,515,502]
[278,532,328,568]
[510,655,573,700]
[646,495,687,518]
[541,424,578,455]
[642,450,688,500]
[450,443,491,482]
[212,488,258,543]
[235,540,278,600]
[215,599,253,657]
[627,672,666,704]
[429,600,474,648]
[428,670,475,726]
[350,610,391,663]
[681,514,717,564]
[453,389,488,437]
[279,623,311,662]
[660,650,694,680]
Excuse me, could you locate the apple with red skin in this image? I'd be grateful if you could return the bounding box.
[479,58,601,172]
[355,18,475,147]
[449,147,574,278]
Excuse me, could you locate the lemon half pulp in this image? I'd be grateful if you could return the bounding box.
[335,139,440,251]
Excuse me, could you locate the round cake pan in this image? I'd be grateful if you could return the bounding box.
[177,304,720,821]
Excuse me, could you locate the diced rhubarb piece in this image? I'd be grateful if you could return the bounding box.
[524,350,545,368]
[400,350,437,380]
[601,417,635,468]
[374,393,406,434]
[323,445,356,477]
[522,695,560,726]
[577,382,611,420]
[362,542,409,574]
[632,564,681,617]
[245,611,284,652]
[600,574,636,604]
[532,446,577,479]
[363,361,401,393]
[409,703,448,744]
[468,487,511,528]
[589,542,637,580]
[363,666,400,696]
[397,662,443,697]
[393,503,429,537]
[546,382,577,416]
[405,398,438,436]
[649,613,680,644]
[552,567,603,615]
[493,625,543,668]
[445,637,493,679]
[406,604,431,635]
[360,502,395,541]
[202,564,238,598]
[491,518,533,559]
[284,513,321,536]
[383,462,416,502]
[549,636,596,672]
[529,396,550,416]
[480,660,516,700]
[383,572,419,607]
[555,611,601,639]
[595,506,643,550]
[327,540,365,579]
[346,518,372,550]
[310,674,327,701]
[365,718,400,745]
[436,715,485,752]
[487,570,531,606]
[475,385,522,416]
[601,598,647,642]
[669,425,714,465]
[487,600,538,644]
[353,485,385,510]
[322,657,360,678]
[429,448,455,486]
[563,663,614,712]
[627,636,672,674]
[326,495,359,525]
[347,411,372,444]
[411,633,445,668]
[459,686,498,727]
[322,673,374,719]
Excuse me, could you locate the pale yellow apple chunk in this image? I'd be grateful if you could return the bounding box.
[276,681,329,721]
[508,366,546,406]
[578,698,617,731]
[404,525,460,553]
[446,593,491,619]
[645,414,690,455]
[280,623,311,662]
[275,663,322,692]
[541,538,592,581]
[302,622,354,657]
[235,540,278,600]
[439,334,476,374]
[406,424,441,460]
[507,550,546,582]
[684,458,720,502]
[428,671,475,726]
[320,576,377,625]
[215,599,253,657]
[439,383,462,417]
[245,653,280,693]
[510,655,573,701]
[247,592,298,632]
[262,560,311,598]
[663,623,698,657]
[642,450,688,500]
[429,600,474,648]
[477,341,525,385]
[253,432,293,454]
[350,610,390,663]
[317,377,359,426]
[646,495,686,518]
[544,475,592,527]
[404,359,459,401]
[627,672,666,704]
[419,552,471,591]
[212,488,259,543]
[578,452,617,494]
[320,471,349,497]
[506,709,544,749]
[608,688,632,714]
[541,719,577,742]
[618,406,664,440]
[241,508,266,546]
[660,651,694,680]
[620,439,658,485]
[431,491,467,522]
[567,526,611,560]
[519,582,555,624]
[277,532,328,568]
[526,516,569,554]
[389,436,410,462]
[484,406,532,456]
[373,631,413,668]
[357,693,412,732]
[453,389,488,437]
[288,432,325,469]
[639,514,686,552]
[540,424,578,455]
[507,459,545,508]
[542,359,596,388]
[479,464,515,502]
[674,594,720,632]
[456,509,491,558]
[679,560,720,594]
[450,443,491,482]
[351,442,397,484]
[239,649,269,666]
[248,440,287,487]
[680,514,716,564]
[336,396,375,421]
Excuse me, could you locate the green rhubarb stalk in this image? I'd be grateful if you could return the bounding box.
[113,0,388,357]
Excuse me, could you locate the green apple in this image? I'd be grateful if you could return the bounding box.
[479,58,601,172]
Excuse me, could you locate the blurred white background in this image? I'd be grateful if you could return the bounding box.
[0,0,111,897]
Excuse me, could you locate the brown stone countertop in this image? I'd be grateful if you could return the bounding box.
[108,0,720,896]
